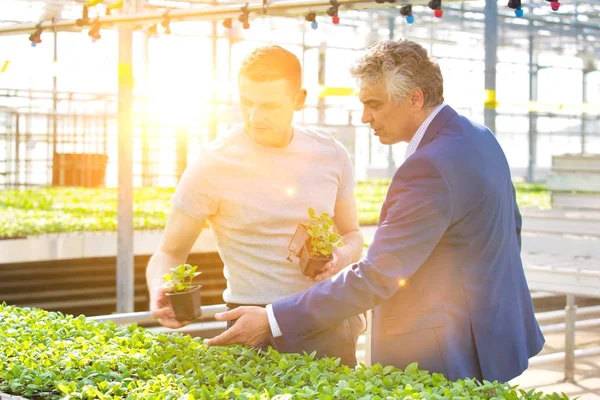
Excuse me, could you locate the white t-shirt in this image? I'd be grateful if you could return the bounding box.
[171,125,356,305]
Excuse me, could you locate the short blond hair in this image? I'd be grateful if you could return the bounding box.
[350,40,444,108]
[239,45,302,92]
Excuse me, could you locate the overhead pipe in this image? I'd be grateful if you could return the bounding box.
[0,0,431,36]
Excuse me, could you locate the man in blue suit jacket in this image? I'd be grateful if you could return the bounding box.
[207,39,545,383]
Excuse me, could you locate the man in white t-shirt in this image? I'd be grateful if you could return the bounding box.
[146,45,365,366]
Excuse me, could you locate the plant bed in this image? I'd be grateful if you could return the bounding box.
[0,182,550,239]
[0,304,569,400]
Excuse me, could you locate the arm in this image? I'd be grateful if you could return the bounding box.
[147,155,219,328]
[146,208,206,321]
[311,141,364,281]
[273,156,454,344]
[312,196,364,282]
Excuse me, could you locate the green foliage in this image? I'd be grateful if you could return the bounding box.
[0,304,569,400]
[162,264,201,293]
[0,187,173,238]
[0,181,549,238]
[305,208,343,258]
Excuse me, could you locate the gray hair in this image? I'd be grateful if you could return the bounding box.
[349,39,444,108]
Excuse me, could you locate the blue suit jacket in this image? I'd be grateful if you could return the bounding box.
[273,105,545,382]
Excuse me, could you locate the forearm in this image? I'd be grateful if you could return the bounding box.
[340,230,364,265]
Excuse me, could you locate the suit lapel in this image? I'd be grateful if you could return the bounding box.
[416,105,458,152]
[380,105,458,226]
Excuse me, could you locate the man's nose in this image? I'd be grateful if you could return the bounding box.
[361,109,372,124]
[249,105,266,125]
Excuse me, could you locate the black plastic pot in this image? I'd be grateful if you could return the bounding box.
[166,285,202,322]
[299,239,332,277]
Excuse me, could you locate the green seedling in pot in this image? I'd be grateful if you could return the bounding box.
[162,263,203,321]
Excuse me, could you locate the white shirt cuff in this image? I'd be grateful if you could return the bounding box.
[266,304,283,338]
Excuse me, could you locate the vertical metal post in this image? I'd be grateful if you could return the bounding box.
[364,310,373,366]
[228,32,233,105]
[484,0,498,134]
[301,23,306,124]
[52,19,58,185]
[318,42,326,125]
[210,21,219,141]
[387,16,395,176]
[176,127,188,179]
[527,33,538,183]
[564,294,577,382]
[142,33,151,187]
[581,66,591,155]
[15,114,20,187]
[116,1,136,314]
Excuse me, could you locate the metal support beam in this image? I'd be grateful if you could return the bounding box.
[483,0,497,134]
[0,0,417,36]
[176,127,189,178]
[318,42,326,125]
[564,294,577,382]
[52,19,58,170]
[527,32,538,183]
[541,317,600,334]
[581,65,593,154]
[386,16,395,176]
[142,33,152,187]
[227,30,234,104]
[116,0,137,314]
[210,20,218,141]
[529,346,600,367]
[88,304,228,324]
[536,305,600,323]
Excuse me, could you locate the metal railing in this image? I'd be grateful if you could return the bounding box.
[89,297,600,378]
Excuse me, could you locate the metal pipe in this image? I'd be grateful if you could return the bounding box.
[86,303,600,326]
[0,0,415,36]
[7,0,595,39]
[483,0,498,135]
[541,317,600,334]
[527,31,537,183]
[536,305,600,323]
[87,304,228,324]
[564,294,577,382]
[116,20,135,314]
[528,346,600,366]
[531,291,557,299]
[146,320,226,334]
[581,65,592,154]
[52,18,58,176]
[386,15,395,177]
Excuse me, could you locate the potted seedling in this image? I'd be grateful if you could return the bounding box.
[288,207,343,277]
[162,263,202,322]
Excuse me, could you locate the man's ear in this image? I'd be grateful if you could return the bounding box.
[294,89,307,111]
[409,89,425,110]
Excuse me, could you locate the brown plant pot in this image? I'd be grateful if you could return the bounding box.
[288,224,311,258]
[166,285,202,322]
[299,240,332,277]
